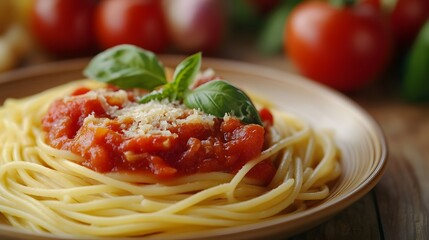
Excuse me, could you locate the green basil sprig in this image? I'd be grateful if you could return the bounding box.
[171,52,202,100]
[84,45,262,125]
[84,44,167,90]
[185,80,262,125]
[139,52,201,103]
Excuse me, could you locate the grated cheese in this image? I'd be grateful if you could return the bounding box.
[77,90,216,138]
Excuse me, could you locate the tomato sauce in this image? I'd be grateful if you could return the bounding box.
[42,87,275,184]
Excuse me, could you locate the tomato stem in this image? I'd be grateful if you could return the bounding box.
[329,0,356,7]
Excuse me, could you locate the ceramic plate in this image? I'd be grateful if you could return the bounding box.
[0,57,388,240]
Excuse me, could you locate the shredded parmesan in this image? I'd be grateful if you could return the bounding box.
[76,90,216,138]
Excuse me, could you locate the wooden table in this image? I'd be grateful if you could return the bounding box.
[219,45,429,239]
[4,42,429,240]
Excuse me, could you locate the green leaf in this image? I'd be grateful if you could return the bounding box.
[402,20,429,102]
[139,89,168,103]
[139,52,202,103]
[139,83,177,103]
[171,52,202,100]
[258,0,302,55]
[184,80,262,125]
[83,44,167,90]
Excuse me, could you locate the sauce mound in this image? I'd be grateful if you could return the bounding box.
[42,87,275,183]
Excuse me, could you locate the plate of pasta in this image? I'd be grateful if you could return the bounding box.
[0,45,387,240]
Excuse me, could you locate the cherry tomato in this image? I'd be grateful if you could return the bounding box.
[285,1,391,91]
[94,0,168,53]
[259,107,274,126]
[30,0,97,57]
[391,0,429,48]
[163,0,226,53]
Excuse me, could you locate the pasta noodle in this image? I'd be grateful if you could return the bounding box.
[0,80,340,238]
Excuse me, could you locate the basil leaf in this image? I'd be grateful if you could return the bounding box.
[140,52,202,103]
[139,89,167,103]
[184,80,262,125]
[171,52,202,100]
[139,84,175,103]
[83,44,167,90]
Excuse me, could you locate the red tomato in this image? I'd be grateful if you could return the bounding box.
[259,107,274,126]
[163,0,226,53]
[30,0,97,57]
[285,2,392,91]
[391,0,429,48]
[94,0,169,53]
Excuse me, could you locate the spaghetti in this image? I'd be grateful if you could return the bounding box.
[0,79,340,238]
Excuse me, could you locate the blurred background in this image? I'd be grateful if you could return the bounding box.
[0,0,428,101]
